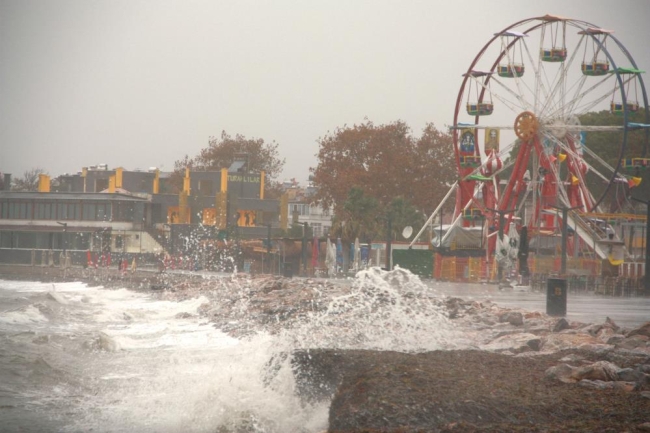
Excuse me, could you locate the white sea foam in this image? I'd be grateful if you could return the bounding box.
[0,269,460,432]
[0,304,49,325]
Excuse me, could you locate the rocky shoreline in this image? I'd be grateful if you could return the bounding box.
[2,264,650,432]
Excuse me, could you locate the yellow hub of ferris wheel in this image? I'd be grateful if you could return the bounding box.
[514,111,539,141]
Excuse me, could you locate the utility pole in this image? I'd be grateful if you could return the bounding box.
[385,215,392,271]
[266,223,272,274]
[301,222,308,275]
[632,198,650,293]
[550,205,580,276]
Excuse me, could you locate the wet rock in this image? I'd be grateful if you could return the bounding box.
[523,311,543,320]
[498,311,523,326]
[617,367,643,382]
[604,316,621,332]
[577,343,615,355]
[628,322,650,338]
[545,363,579,383]
[581,323,603,336]
[541,332,600,352]
[595,327,617,343]
[482,332,541,354]
[99,332,121,352]
[553,318,571,332]
[559,353,585,363]
[578,379,635,392]
[607,334,626,345]
[574,360,620,381]
[616,334,650,350]
[636,373,650,391]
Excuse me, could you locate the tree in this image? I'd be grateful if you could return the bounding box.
[412,123,458,215]
[12,167,47,191]
[311,120,456,216]
[330,187,380,244]
[384,196,425,240]
[171,131,286,197]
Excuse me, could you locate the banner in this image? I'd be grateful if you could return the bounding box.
[459,129,476,154]
[484,128,500,154]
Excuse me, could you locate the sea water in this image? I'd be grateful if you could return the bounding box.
[0,269,464,433]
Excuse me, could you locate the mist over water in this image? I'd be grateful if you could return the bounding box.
[0,269,464,432]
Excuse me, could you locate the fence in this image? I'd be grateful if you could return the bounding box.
[530,273,647,297]
[0,248,160,269]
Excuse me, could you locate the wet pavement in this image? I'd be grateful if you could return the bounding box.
[427,281,650,329]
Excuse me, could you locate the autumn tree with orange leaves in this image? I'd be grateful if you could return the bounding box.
[311,120,456,220]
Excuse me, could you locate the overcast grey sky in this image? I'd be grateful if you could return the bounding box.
[1,0,649,184]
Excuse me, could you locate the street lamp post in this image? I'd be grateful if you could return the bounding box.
[549,205,580,276]
[632,198,650,293]
[302,222,308,275]
[377,214,392,271]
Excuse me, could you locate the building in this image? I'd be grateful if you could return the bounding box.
[283,180,333,237]
[0,159,285,265]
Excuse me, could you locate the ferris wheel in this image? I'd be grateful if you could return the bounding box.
[452,15,649,234]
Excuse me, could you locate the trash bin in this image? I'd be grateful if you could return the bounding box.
[546,277,567,316]
[283,262,293,278]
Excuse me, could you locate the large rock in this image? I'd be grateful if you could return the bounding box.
[545,363,579,383]
[553,318,571,332]
[541,332,600,352]
[574,360,620,382]
[578,379,636,392]
[498,311,524,326]
[616,334,650,350]
[482,332,541,354]
[628,322,650,339]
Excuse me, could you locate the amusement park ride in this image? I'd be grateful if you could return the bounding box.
[412,15,650,283]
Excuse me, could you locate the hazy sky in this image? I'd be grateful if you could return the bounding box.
[1,0,649,185]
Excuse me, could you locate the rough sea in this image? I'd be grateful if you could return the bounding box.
[0,269,460,433]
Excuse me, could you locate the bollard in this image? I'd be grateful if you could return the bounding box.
[546,277,567,316]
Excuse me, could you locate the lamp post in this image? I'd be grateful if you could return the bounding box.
[377,214,393,271]
[632,198,650,293]
[549,205,580,276]
[302,222,308,275]
[266,223,272,274]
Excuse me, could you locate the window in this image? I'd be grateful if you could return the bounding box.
[58,203,68,220]
[96,204,108,221]
[198,180,213,196]
[83,204,96,220]
[312,223,322,237]
[7,202,29,219]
